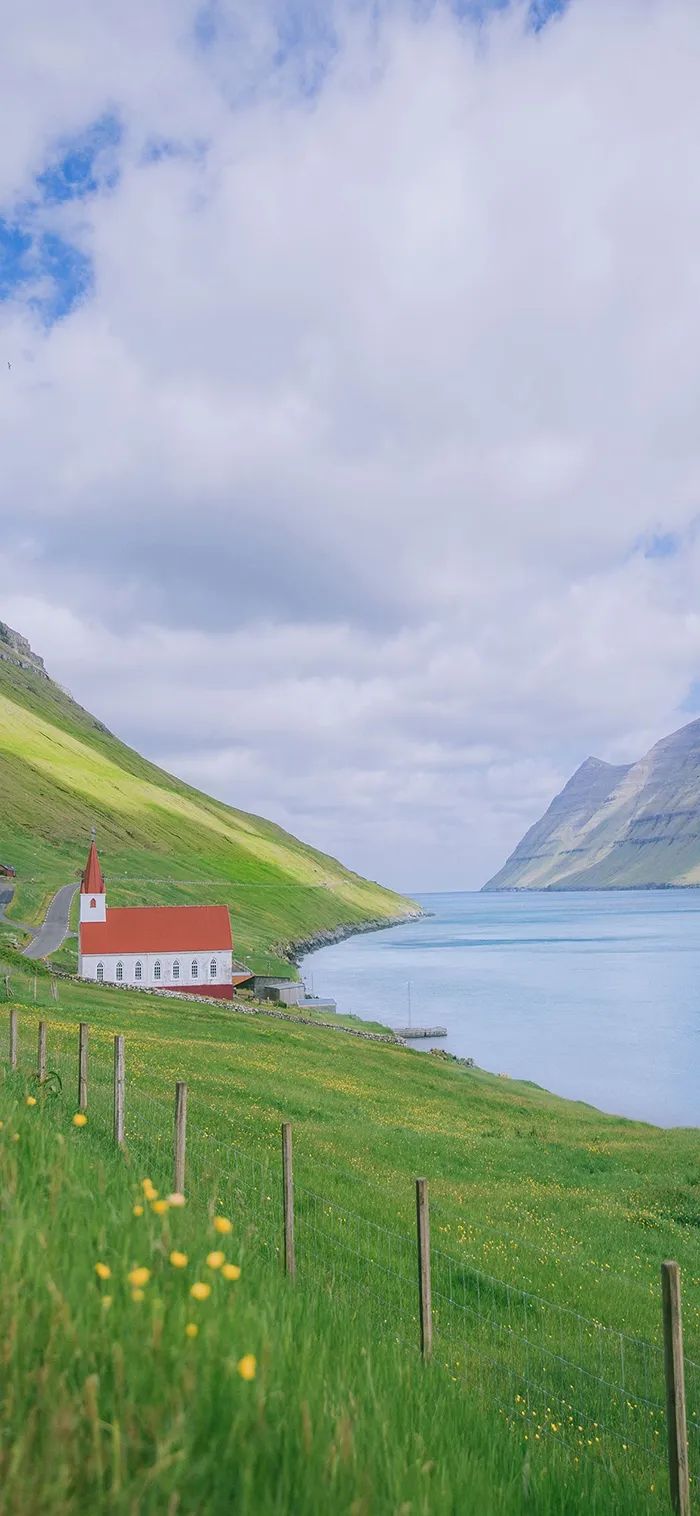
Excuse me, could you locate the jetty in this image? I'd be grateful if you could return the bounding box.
[394,1025,447,1040]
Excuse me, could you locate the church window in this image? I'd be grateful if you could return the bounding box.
[116,962,123,982]
[210,958,217,979]
[191,960,198,979]
[97,963,103,982]
[154,961,161,981]
[135,961,142,981]
[173,960,180,980]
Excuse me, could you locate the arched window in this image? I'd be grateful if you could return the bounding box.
[154,961,161,981]
[210,958,217,980]
[191,960,198,979]
[96,962,104,982]
[173,960,180,980]
[116,962,123,982]
[135,961,142,981]
[90,897,96,908]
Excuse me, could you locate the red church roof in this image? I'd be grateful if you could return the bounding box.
[80,905,232,955]
[82,842,105,895]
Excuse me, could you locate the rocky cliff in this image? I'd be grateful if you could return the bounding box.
[483,719,700,890]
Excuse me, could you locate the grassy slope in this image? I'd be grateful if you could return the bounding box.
[2,1083,654,1516]
[1,947,698,1511]
[0,655,416,973]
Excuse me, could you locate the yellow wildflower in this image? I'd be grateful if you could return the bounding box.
[26,1096,37,1107]
[101,1296,113,1312]
[95,1262,111,1281]
[12,1132,19,1143]
[190,1281,211,1302]
[206,1250,225,1270]
[131,1288,145,1303]
[141,1179,158,1199]
[185,1322,198,1339]
[213,1216,232,1235]
[170,1250,188,1269]
[237,1354,256,1381]
[151,1199,169,1216]
[133,1204,144,1217]
[72,1113,87,1128]
[127,1266,151,1288]
[221,1263,241,1282]
[167,1192,186,1207]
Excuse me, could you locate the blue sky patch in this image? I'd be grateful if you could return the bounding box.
[36,113,121,205]
[0,217,92,323]
[644,532,680,560]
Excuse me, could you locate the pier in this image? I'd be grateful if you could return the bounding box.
[394,1025,447,1040]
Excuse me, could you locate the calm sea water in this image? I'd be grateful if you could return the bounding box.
[301,891,700,1128]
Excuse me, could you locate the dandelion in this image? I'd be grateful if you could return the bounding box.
[237,1354,256,1381]
[127,1266,151,1289]
[26,1095,37,1107]
[72,1113,87,1128]
[141,1179,158,1200]
[170,1250,188,1269]
[190,1282,211,1301]
[95,1262,111,1281]
[206,1250,225,1270]
[133,1204,144,1217]
[185,1322,198,1339]
[213,1216,232,1235]
[101,1296,113,1312]
[221,1264,241,1282]
[131,1288,145,1303]
[167,1192,186,1207]
[151,1199,169,1216]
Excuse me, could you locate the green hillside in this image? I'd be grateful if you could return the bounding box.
[1,946,698,1513]
[0,627,417,973]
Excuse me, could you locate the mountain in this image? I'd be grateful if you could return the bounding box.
[483,719,700,890]
[0,621,417,969]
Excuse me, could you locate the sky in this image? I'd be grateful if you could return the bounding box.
[2,0,700,893]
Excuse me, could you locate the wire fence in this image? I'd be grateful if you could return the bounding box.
[2,1007,698,1513]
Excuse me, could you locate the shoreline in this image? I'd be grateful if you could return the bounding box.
[285,907,425,969]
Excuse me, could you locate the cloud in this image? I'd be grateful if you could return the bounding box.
[2,0,700,890]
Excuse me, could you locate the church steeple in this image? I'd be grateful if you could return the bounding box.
[80,841,107,923]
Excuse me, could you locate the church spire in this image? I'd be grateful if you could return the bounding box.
[80,841,107,924]
[82,841,105,895]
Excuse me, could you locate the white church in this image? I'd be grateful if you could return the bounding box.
[78,843,234,999]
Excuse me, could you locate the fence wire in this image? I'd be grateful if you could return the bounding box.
[2,1008,698,1509]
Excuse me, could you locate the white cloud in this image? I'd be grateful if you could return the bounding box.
[3,0,700,889]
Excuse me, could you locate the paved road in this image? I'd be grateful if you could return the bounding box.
[23,882,78,959]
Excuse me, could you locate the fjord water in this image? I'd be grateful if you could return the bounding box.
[301,891,700,1127]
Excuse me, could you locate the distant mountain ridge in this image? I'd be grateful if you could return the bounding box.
[483,718,700,890]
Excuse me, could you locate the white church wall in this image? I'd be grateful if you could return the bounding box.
[79,950,233,989]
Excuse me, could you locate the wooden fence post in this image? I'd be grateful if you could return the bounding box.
[9,1009,17,1070]
[78,1023,88,1110]
[416,1177,433,1362]
[173,1082,188,1195]
[113,1035,125,1146]
[282,1122,296,1278]
[37,1021,46,1083]
[661,1260,690,1516]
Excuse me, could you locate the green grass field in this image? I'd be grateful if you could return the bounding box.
[1,944,698,1513]
[0,652,417,975]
